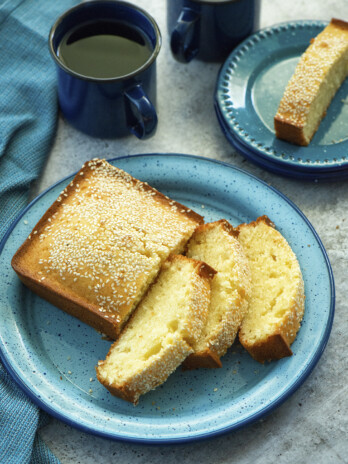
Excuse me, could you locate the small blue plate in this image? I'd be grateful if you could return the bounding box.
[215,21,348,179]
[215,103,348,181]
[0,154,334,443]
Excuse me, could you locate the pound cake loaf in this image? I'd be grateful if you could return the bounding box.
[183,220,251,369]
[237,216,305,363]
[11,159,204,339]
[96,255,215,404]
[274,18,348,146]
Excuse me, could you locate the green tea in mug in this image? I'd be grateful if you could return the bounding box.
[57,20,153,79]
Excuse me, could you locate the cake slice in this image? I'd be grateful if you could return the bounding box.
[274,18,348,146]
[11,159,204,339]
[183,220,251,369]
[236,216,305,363]
[96,255,215,404]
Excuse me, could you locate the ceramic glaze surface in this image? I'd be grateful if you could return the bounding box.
[0,154,334,443]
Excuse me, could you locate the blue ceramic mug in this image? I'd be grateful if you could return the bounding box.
[49,1,161,139]
[167,0,260,63]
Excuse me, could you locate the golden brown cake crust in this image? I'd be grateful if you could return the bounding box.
[11,159,204,339]
[13,266,122,339]
[331,18,348,31]
[199,219,239,237]
[211,219,239,238]
[273,116,309,146]
[182,347,222,369]
[12,163,123,338]
[183,219,240,254]
[241,333,293,364]
[236,215,275,231]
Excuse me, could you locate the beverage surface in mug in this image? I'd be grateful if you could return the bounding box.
[57,20,153,79]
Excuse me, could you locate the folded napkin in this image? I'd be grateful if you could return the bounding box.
[0,0,77,462]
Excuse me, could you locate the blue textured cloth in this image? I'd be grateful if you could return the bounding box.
[0,0,76,462]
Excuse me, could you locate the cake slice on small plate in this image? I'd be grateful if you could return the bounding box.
[274,18,348,146]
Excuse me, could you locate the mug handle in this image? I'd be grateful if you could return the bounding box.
[124,84,157,139]
[170,7,200,63]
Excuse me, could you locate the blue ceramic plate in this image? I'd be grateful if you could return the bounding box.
[215,21,348,179]
[215,104,348,182]
[0,154,334,443]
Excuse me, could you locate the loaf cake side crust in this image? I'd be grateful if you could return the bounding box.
[183,346,223,369]
[11,159,204,339]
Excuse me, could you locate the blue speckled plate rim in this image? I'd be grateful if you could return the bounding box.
[215,20,348,174]
[215,103,348,181]
[0,153,335,444]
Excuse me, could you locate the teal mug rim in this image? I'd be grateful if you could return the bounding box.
[48,0,162,83]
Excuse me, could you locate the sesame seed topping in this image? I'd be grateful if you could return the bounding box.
[25,159,202,336]
[276,21,348,127]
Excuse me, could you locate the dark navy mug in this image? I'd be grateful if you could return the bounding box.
[167,0,260,63]
[49,1,161,139]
